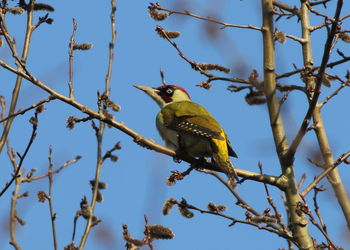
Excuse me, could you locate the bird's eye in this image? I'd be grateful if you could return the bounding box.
[166,88,173,95]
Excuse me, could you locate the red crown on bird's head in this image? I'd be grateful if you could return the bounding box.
[155,85,191,100]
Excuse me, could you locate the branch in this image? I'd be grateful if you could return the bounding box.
[156,26,214,78]
[47,146,58,250]
[313,187,327,233]
[320,79,349,107]
[0,96,55,123]
[309,0,332,6]
[235,168,287,189]
[9,169,23,250]
[105,0,116,95]
[22,155,81,182]
[68,18,77,99]
[0,114,38,197]
[199,169,260,216]
[300,151,350,198]
[298,202,337,249]
[150,3,261,31]
[287,0,343,159]
[0,0,35,154]
[276,55,350,80]
[258,163,290,237]
[261,0,314,248]
[78,1,116,248]
[172,198,296,243]
[272,0,297,14]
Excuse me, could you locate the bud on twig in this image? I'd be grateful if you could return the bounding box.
[146,224,175,240]
[73,43,93,50]
[162,198,177,215]
[197,63,230,73]
[7,7,25,15]
[339,33,350,43]
[34,3,55,12]
[156,26,180,39]
[274,30,286,43]
[148,3,169,21]
[37,191,48,203]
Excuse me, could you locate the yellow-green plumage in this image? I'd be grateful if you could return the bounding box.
[156,101,237,176]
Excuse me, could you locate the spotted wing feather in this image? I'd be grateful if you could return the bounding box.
[161,101,226,141]
[175,118,224,140]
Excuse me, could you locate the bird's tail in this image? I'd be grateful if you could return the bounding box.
[213,154,239,182]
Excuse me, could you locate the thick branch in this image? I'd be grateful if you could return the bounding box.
[261,0,314,248]
[287,0,343,159]
[0,1,35,154]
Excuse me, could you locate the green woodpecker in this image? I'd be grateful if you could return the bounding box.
[133,84,238,180]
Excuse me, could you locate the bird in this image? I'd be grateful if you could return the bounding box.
[133,84,238,180]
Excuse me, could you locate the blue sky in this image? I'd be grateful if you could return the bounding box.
[0,0,349,249]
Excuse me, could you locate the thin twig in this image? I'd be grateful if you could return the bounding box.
[199,169,259,216]
[176,198,296,243]
[320,80,349,107]
[105,0,116,96]
[297,173,307,190]
[68,18,77,99]
[308,158,324,168]
[9,170,23,250]
[276,55,350,80]
[299,202,337,249]
[0,96,55,123]
[313,187,327,232]
[152,3,261,31]
[272,0,297,13]
[309,0,332,6]
[0,114,38,197]
[300,151,350,197]
[160,68,166,85]
[22,155,81,182]
[78,135,104,249]
[78,1,117,248]
[198,168,291,238]
[156,26,213,78]
[306,3,332,21]
[258,163,290,236]
[284,33,306,44]
[72,214,80,243]
[47,146,58,250]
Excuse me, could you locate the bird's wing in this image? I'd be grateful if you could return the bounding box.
[225,132,238,158]
[160,101,225,140]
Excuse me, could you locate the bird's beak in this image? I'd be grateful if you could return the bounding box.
[133,84,156,94]
[133,84,163,107]
[133,84,159,98]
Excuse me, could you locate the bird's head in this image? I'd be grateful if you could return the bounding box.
[133,84,191,108]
